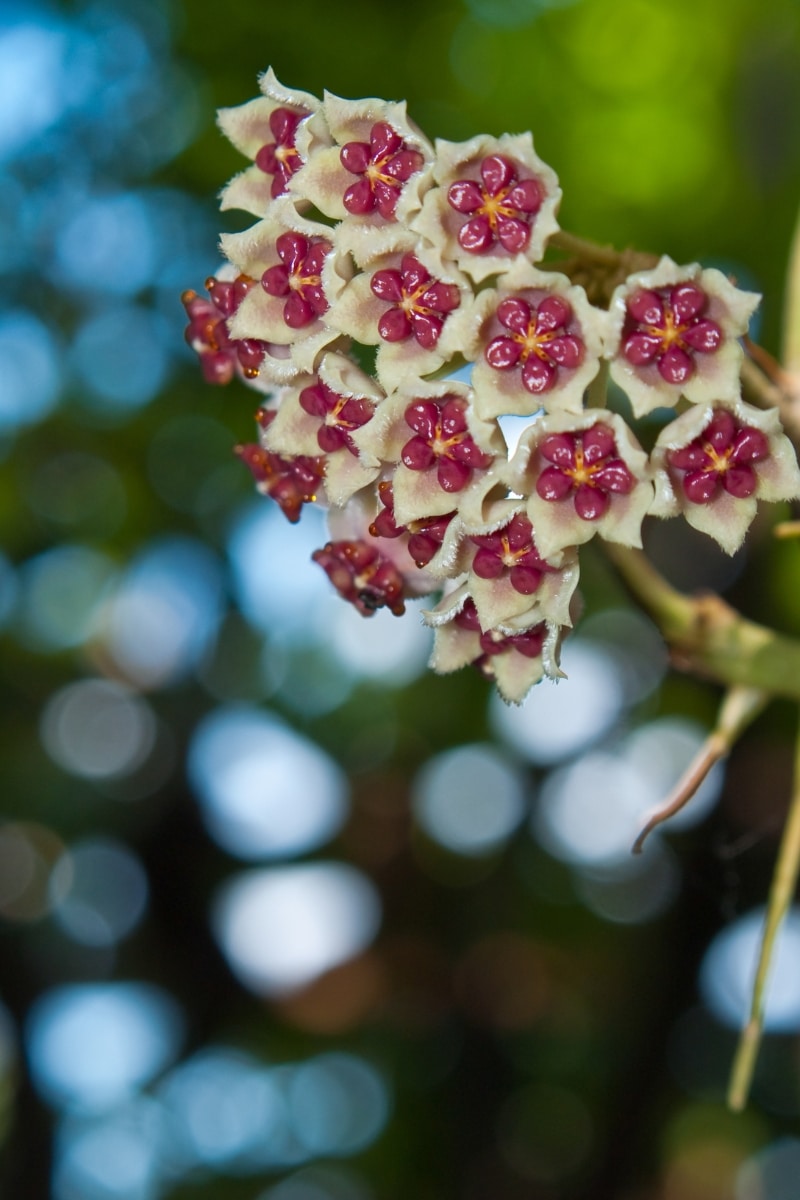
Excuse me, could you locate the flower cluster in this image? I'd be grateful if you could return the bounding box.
[182,69,800,703]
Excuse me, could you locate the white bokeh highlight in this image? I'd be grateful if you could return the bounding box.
[701,908,800,1032]
[412,743,529,856]
[26,984,183,1111]
[40,679,156,781]
[212,863,381,996]
[188,706,349,861]
[491,639,625,766]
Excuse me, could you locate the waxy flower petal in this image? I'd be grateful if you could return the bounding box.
[368,481,467,580]
[464,500,580,630]
[353,379,505,526]
[262,353,384,506]
[217,69,330,216]
[606,256,760,416]
[651,397,800,554]
[425,584,561,703]
[326,234,477,392]
[507,410,653,558]
[469,262,606,419]
[291,93,433,252]
[221,202,352,377]
[411,132,561,283]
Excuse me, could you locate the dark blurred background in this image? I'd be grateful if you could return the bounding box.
[3,0,800,1197]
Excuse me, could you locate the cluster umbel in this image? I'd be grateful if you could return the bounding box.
[182,69,800,703]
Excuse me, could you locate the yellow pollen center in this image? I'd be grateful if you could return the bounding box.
[703,443,732,473]
[290,271,320,292]
[431,422,464,457]
[366,157,401,189]
[646,308,689,351]
[500,535,527,567]
[566,447,601,488]
[513,322,556,362]
[400,282,434,317]
[478,187,518,229]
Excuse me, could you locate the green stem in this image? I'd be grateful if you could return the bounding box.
[603,544,800,701]
[728,707,800,1110]
[586,360,609,410]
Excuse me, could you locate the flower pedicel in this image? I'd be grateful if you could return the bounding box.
[183,70,800,704]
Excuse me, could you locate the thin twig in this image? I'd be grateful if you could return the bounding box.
[549,229,625,267]
[743,336,790,390]
[632,687,768,854]
[740,357,800,445]
[782,198,800,380]
[728,706,800,1110]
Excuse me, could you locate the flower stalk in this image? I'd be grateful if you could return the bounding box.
[603,544,800,701]
[728,706,800,1110]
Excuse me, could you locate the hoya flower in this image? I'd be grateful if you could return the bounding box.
[314,489,438,615]
[650,398,800,554]
[312,539,409,616]
[469,262,606,419]
[260,353,384,506]
[216,69,330,217]
[368,482,465,578]
[220,202,352,378]
[425,584,561,704]
[182,271,273,387]
[606,256,760,416]
[326,234,477,391]
[353,379,505,527]
[464,501,579,630]
[236,409,325,523]
[507,410,653,559]
[291,93,433,254]
[412,133,561,283]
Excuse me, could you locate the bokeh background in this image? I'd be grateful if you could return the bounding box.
[3,0,800,1197]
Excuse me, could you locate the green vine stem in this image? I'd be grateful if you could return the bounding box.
[602,544,800,700]
[728,708,800,1110]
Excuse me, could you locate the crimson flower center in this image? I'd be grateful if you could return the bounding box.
[447,155,542,256]
[371,255,461,349]
[665,410,770,504]
[535,425,635,521]
[339,123,424,219]
[622,284,723,387]
[261,233,331,328]
[401,398,493,493]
